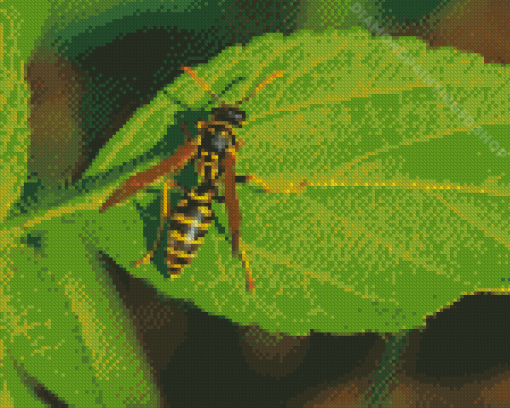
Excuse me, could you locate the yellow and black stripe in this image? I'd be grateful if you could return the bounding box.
[165,148,220,274]
[166,186,216,274]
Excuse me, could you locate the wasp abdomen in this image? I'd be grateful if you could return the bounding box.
[166,187,215,274]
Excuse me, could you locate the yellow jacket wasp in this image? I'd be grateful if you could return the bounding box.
[99,66,283,292]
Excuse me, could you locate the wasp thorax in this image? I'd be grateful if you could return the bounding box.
[209,129,233,154]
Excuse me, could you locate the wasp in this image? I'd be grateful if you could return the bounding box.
[99,66,283,291]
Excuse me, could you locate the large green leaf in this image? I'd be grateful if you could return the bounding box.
[4,27,510,339]
[82,27,509,337]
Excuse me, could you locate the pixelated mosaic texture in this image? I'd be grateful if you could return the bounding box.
[85,28,508,335]
[2,1,510,406]
[6,27,508,338]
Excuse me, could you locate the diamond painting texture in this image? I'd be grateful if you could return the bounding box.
[1,0,510,407]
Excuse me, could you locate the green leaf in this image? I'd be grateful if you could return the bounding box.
[3,211,161,407]
[0,7,29,222]
[81,87,186,179]
[108,26,507,337]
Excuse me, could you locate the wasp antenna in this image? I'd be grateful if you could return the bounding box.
[182,66,223,103]
[239,71,284,105]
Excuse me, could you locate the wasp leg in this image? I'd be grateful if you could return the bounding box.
[214,177,249,204]
[242,254,255,292]
[223,148,256,292]
[134,179,175,268]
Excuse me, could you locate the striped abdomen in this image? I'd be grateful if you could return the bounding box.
[165,186,215,274]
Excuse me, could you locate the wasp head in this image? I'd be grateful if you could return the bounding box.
[212,105,246,128]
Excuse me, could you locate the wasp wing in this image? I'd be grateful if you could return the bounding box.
[223,146,241,255]
[99,138,200,213]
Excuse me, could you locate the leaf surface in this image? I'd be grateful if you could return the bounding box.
[87,28,510,336]
[3,211,161,406]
